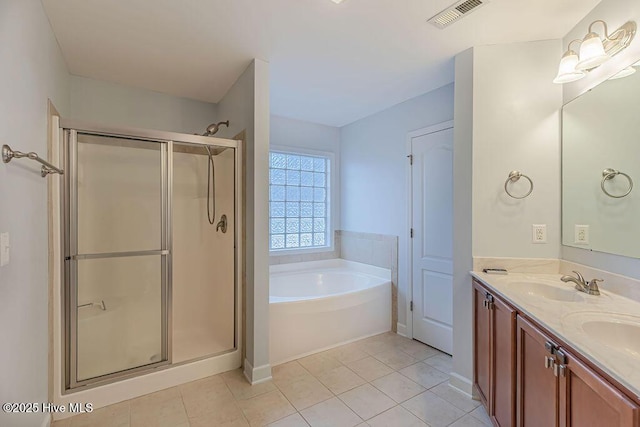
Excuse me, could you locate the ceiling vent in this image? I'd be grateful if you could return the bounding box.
[427,0,489,29]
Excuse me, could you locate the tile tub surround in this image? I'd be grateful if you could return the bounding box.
[52,332,488,427]
[471,271,640,401]
[339,231,399,333]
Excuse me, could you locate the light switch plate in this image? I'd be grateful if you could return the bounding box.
[0,233,9,267]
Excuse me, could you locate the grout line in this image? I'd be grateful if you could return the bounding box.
[69,334,467,427]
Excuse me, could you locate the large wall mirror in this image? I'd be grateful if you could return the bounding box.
[562,60,640,258]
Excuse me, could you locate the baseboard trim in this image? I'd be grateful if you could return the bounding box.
[396,323,408,337]
[243,358,272,385]
[449,372,474,397]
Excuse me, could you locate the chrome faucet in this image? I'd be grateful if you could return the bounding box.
[561,271,602,296]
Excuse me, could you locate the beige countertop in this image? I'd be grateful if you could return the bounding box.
[471,271,640,401]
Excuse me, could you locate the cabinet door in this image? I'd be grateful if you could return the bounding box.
[492,296,516,427]
[559,349,640,427]
[473,281,491,407]
[517,315,559,427]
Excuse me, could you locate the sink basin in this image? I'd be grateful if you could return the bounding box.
[562,312,640,358]
[582,319,640,358]
[510,281,584,302]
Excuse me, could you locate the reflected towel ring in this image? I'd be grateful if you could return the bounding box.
[601,168,633,198]
[504,170,533,199]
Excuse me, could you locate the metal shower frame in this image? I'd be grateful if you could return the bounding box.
[60,119,242,391]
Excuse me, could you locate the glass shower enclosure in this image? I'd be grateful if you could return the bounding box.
[62,122,240,390]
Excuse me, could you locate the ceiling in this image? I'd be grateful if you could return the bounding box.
[42,0,600,127]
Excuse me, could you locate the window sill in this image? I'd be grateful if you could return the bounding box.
[269,245,335,257]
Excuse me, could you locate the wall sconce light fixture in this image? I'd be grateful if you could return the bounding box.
[554,20,636,84]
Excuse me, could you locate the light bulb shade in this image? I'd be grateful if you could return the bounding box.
[609,66,637,80]
[576,32,610,70]
[553,50,586,84]
[634,60,640,67]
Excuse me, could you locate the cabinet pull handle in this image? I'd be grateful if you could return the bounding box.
[557,364,566,377]
[483,294,494,310]
[544,356,554,369]
[553,362,567,377]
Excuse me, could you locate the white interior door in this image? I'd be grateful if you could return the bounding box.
[411,125,453,354]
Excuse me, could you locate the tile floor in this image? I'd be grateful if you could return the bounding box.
[52,333,490,427]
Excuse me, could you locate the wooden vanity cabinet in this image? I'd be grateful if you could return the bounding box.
[475,278,640,427]
[516,315,560,426]
[473,280,516,427]
[473,280,491,406]
[559,348,640,427]
[516,315,640,426]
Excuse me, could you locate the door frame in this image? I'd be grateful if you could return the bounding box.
[405,120,454,340]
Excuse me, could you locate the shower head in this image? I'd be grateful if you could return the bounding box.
[202,120,230,137]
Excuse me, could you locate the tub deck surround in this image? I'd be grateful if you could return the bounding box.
[471,270,640,401]
[269,231,400,332]
[270,259,392,365]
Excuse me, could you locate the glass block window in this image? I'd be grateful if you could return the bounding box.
[270,151,330,251]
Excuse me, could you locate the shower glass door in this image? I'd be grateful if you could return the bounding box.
[66,131,169,386]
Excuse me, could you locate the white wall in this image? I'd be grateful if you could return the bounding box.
[0,1,70,426]
[340,84,455,333]
[270,114,341,239]
[216,59,272,382]
[472,41,563,259]
[271,115,340,154]
[70,75,218,134]
[561,0,640,279]
[452,48,474,394]
[452,40,563,393]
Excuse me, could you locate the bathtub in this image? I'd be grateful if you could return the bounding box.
[269,259,391,365]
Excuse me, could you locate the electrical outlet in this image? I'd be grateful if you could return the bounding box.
[0,233,9,267]
[574,225,589,245]
[532,224,547,244]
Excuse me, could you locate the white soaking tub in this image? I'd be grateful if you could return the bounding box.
[269,259,391,365]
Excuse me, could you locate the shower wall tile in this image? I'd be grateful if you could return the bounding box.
[338,230,399,333]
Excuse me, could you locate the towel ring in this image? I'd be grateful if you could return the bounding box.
[601,168,633,198]
[504,170,533,199]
